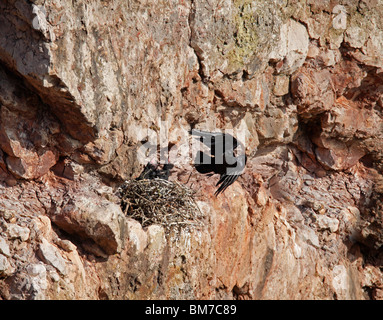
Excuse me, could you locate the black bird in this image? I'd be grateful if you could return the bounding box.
[136,159,174,181]
[190,129,247,196]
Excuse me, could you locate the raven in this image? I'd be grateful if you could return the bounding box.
[136,159,174,181]
[190,129,247,196]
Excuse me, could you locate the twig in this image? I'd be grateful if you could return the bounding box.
[117,179,204,230]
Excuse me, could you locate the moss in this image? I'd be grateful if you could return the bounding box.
[227,0,260,71]
[226,0,289,75]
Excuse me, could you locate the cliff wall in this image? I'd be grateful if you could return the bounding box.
[0,0,383,299]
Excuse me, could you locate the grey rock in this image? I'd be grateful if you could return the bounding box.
[38,238,67,275]
[0,236,10,257]
[271,19,309,74]
[0,254,9,274]
[8,224,30,241]
[25,263,48,300]
[316,215,340,233]
[51,195,125,255]
[299,225,320,248]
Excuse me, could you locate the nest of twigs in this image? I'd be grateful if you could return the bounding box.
[118,179,204,229]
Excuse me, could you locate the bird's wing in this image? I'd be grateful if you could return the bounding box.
[194,150,213,165]
[214,173,240,196]
[194,151,216,174]
[189,129,238,151]
[214,154,247,195]
[190,129,224,148]
[189,129,226,139]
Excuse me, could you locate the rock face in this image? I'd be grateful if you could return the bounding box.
[0,0,383,300]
